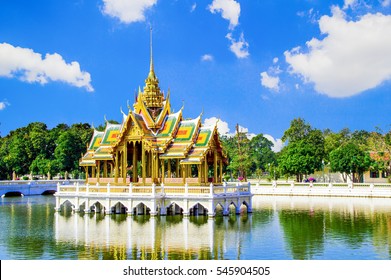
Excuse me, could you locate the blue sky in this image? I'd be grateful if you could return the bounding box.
[0,0,390,151]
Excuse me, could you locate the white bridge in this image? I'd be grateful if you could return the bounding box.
[54,182,253,218]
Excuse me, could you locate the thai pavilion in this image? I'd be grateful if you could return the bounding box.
[79,40,227,187]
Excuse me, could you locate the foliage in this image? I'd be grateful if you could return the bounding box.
[0,122,92,179]
[278,118,325,182]
[329,142,372,182]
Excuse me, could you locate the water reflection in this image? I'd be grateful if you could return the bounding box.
[1,195,391,259]
[54,212,252,260]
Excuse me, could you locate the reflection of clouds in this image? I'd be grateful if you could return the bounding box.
[54,213,252,258]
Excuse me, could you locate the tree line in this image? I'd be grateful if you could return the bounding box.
[0,118,390,182]
[0,122,93,180]
[221,118,391,183]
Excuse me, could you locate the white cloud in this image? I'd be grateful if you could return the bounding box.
[343,0,357,9]
[226,32,249,59]
[102,0,157,24]
[201,54,214,62]
[191,3,197,12]
[203,117,230,135]
[285,7,391,98]
[204,117,283,152]
[382,0,391,7]
[208,0,240,30]
[0,43,93,91]
[260,72,280,92]
[0,100,10,110]
[264,134,284,152]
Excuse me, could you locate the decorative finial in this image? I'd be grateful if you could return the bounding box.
[104,115,108,124]
[150,25,154,73]
[127,100,131,109]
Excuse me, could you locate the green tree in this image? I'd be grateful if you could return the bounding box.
[329,142,372,182]
[278,118,325,182]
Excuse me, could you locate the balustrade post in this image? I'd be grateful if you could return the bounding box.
[328,182,333,189]
[86,184,89,194]
[129,182,133,194]
[57,182,60,193]
[223,182,227,194]
[272,180,277,188]
[185,183,188,196]
[209,183,213,196]
[107,182,110,194]
[76,182,79,194]
[248,182,251,194]
[161,183,165,194]
[370,183,374,189]
[152,183,156,196]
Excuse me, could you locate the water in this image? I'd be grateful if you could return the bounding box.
[0,195,390,260]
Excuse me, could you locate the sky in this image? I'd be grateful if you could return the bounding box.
[0,0,391,152]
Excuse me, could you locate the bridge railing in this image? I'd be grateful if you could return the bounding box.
[0,179,83,186]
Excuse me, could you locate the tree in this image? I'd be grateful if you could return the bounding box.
[329,142,372,182]
[278,118,325,182]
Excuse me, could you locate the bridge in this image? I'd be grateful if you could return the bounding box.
[54,182,253,218]
[0,180,83,197]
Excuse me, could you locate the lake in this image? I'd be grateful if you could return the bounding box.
[0,195,390,260]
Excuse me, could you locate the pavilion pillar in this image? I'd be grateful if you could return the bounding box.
[219,159,223,184]
[92,165,96,178]
[114,151,118,184]
[97,161,101,184]
[142,143,146,185]
[133,142,138,183]
[182,163,186,184]
[103,161,108,178]
[204,160,208,185]
[214,153,218,184]
[161,159,165,184]
[123,143,127,184]
[176,159,180,178]
[167,159,171,178]
[198,164,201,185]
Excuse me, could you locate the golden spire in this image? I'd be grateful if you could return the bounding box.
[142,26,164,111]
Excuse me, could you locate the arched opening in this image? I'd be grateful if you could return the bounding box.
[189,203,208,216]
[90,201,104,213]
[2,191,24,197]
[166,203,183,215]
[228,202,237,215]
[41,190,56,195]
[60,200,74,213]
[240,201,249,215]
[111,202,128,214]
[133,203,151,215]
[215,203,224,216]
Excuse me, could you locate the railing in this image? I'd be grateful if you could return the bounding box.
[253,181,391,189]
[56,181,252,197]
[0,179,83,186]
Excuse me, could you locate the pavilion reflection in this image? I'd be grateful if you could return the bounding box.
[54,212,252,260]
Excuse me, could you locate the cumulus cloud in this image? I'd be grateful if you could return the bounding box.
[0,100,10,110]
[226,32,249,59]
[343,0,357,9]
[382,0,391,7]
[203,117,230,135]
[208,0,240,30]
[260,72,280,92]
[264,134,284,152]
[201,54,214,62]
[203,117,283,152]
[285,7,391,98]
[102,0,157,24]
[0,43,93,91]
